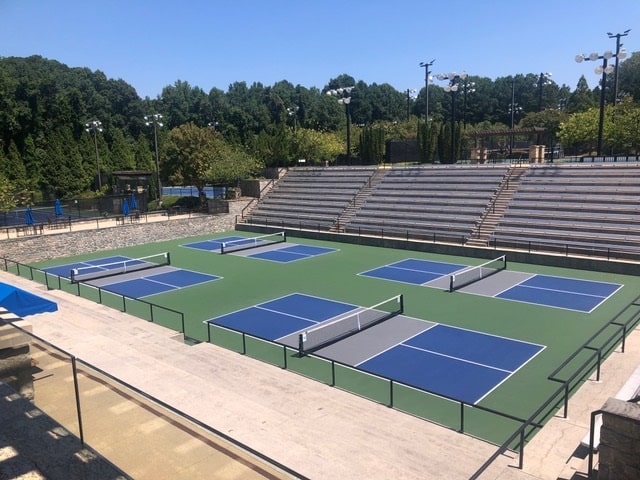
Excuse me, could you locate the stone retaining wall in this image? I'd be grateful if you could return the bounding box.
[1,200,249,265]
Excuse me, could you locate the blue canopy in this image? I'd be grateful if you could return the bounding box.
[25,206,34,225]
[0,283,58,317]
[122,198,130,216]
[55,198,63,216]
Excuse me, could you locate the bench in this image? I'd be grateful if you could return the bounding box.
[581,364,640,451]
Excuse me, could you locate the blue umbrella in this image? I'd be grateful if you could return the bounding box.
[122,198,130,216]
[55,198,63,216]
[130,193,138,210]
[25,206,35,225]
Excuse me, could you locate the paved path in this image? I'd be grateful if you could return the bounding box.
[1,269,639,479]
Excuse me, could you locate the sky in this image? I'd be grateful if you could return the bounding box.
[1,0,638,99]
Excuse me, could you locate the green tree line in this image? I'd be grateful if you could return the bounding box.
[1,54,640,207]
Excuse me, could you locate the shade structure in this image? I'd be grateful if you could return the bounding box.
[122,198,130,216]
[55,198,63,216]
[0,282,57,317]
[25,206,34,225]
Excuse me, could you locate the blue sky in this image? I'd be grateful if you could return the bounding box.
[1,0,638,99]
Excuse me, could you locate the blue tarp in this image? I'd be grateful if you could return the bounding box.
[0,283,58,317]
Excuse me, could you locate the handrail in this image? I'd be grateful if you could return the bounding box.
[241,173,282,219]
[469,293,640,478]
[3,320,308,480]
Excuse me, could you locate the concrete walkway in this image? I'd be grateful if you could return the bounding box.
[1,269,639,479]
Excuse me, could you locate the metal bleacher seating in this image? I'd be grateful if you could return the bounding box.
[343,165,508,242]
[492,164,640,255]
[245,166,377,230]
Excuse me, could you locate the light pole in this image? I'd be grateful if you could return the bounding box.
[327,87,354,164]
[607,29,630,105]
[436,71,467,163]
[404,89,417,120]
[461,77,476,128]
[419,59,435,122]
[144,113,164,201]
[84,119,103,190]
[508,78,523,157]
[576,49,627,156]
[207,121,219,131]
[287,106,299,132]
[535,72,552,112]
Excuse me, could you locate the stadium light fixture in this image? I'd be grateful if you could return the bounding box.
[84,119,103,191]
[576,47,627,155]
[607,29,631,105]
[419,59,435,122]
[144,114,164,201]
[327,87,355,164]
[436,71,467,163]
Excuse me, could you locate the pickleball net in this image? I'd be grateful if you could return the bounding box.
[70,252,171,283]
[449,255,506,292]
[298,293,404,355]
[220,231,286,254]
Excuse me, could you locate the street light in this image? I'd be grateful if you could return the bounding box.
[144,113,164,201]
[576,48,627,156]
[535,72,552,112]
[436,71,467,163]
[607,29,630,105]
[419,59,435,122]
[508,78,523,157]
[327,87,354,164]
[207,121,219,131]
[84,119,103,190]
[404,89,417,120]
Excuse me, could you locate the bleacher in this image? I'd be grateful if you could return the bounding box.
[343,165,508,242]
[245,166,377,229]
[492,164,640,254]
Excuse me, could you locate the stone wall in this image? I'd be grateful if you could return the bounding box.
[1,200,249,265]
[598,397,640,479]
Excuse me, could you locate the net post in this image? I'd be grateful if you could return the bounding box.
[166,251,171,265]
[297,333,304,357]
[449,275,455,293]
[399,294,404,313]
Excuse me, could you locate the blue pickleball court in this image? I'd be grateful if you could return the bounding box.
[357,324,545,404]
[360,258,466,285]
[205,293,358,341]
[496,274,622,313]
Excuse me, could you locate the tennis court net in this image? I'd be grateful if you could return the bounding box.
[220,231,286,254]
[449,255,506,292]
[70,252,171,283]
[298,294,404,355]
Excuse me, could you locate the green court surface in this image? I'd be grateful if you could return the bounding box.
[29,231,640,448]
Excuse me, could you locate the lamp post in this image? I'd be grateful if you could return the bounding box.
[419,59,435,122]
[436,71,467,163]
[144,113,164,201]
[607,29,630,105]
[286,106,299,132]
[508,78,523,157]
[84,119,103,190]
[207,121,219,131]
[461,77,476,128]
[535,72,552,112]
[404,89,417,120]
[576,49,627,156]
[327,87,354,164]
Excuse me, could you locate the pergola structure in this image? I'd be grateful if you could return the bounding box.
[466,127,547,161]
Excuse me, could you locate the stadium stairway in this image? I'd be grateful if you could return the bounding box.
[466,165,528,247]
[330,167,388,232]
